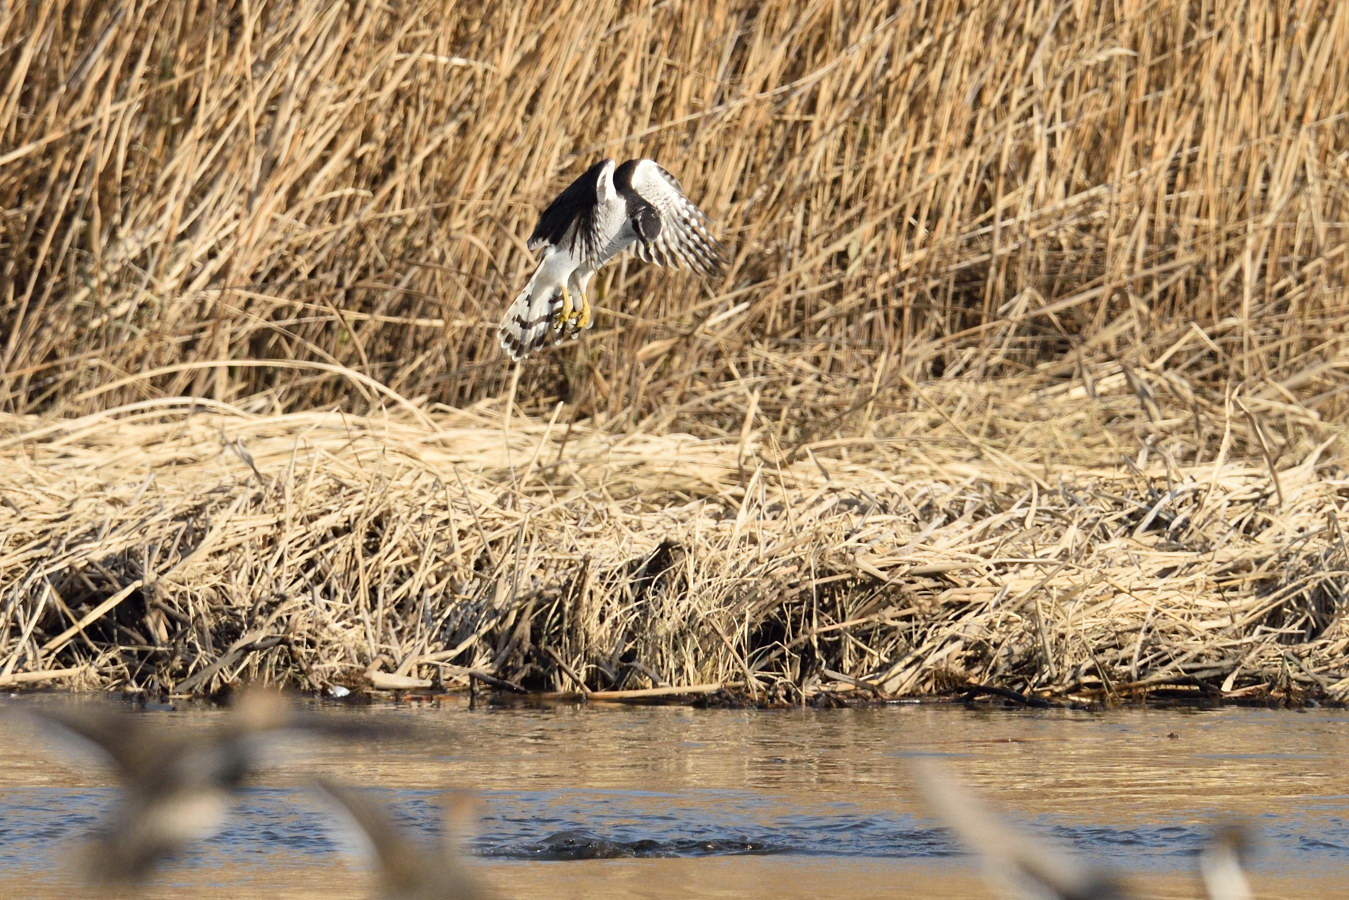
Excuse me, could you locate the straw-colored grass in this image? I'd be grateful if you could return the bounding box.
[1,0,1347,700]
[2,364,1346,702]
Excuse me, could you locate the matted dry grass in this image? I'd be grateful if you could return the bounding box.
[2,360,1346,702]
[1,1,1348,700]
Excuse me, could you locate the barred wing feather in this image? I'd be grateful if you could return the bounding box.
[628,163,724,276]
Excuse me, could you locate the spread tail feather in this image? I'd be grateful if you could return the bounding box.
[498,264,560,361]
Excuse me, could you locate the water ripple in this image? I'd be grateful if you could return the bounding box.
[3,783,1349,876]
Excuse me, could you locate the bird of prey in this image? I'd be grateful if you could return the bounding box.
[498,157,724,360]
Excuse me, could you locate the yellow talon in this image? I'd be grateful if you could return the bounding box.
[574,293,592,331]
[554,285,573,331]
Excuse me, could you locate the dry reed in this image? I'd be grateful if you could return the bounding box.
[1,361,1345,702]
[0,0,1347,701]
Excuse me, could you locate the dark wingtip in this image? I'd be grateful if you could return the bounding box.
[529,159,615,249]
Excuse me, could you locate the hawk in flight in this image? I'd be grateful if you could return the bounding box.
[498,158,724,360]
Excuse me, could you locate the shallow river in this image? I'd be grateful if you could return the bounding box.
[1,696,1347,897]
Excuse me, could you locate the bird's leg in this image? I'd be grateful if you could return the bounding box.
[572,285,592,332]
[555,277,591,336]
[553,284,574,332]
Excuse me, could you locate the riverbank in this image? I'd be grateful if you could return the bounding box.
[3,361,1344,705]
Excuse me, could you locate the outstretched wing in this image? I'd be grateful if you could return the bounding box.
[528,159,615,263]
[625,161,724,276]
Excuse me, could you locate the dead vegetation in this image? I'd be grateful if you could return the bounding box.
[0,0,1347,701]
[2,365,1346,703]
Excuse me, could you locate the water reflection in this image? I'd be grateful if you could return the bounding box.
[1,698,1347,897]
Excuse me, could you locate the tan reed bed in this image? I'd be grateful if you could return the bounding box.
[1,1,1347,701]
[1,358,1345,704]
[2,0,1347,434]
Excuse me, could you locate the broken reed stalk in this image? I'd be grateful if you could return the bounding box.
[0,1,1346,701]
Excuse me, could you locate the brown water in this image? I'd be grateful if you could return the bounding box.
[2,696,1347,897]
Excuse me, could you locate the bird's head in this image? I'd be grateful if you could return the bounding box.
[633,207,661,245]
